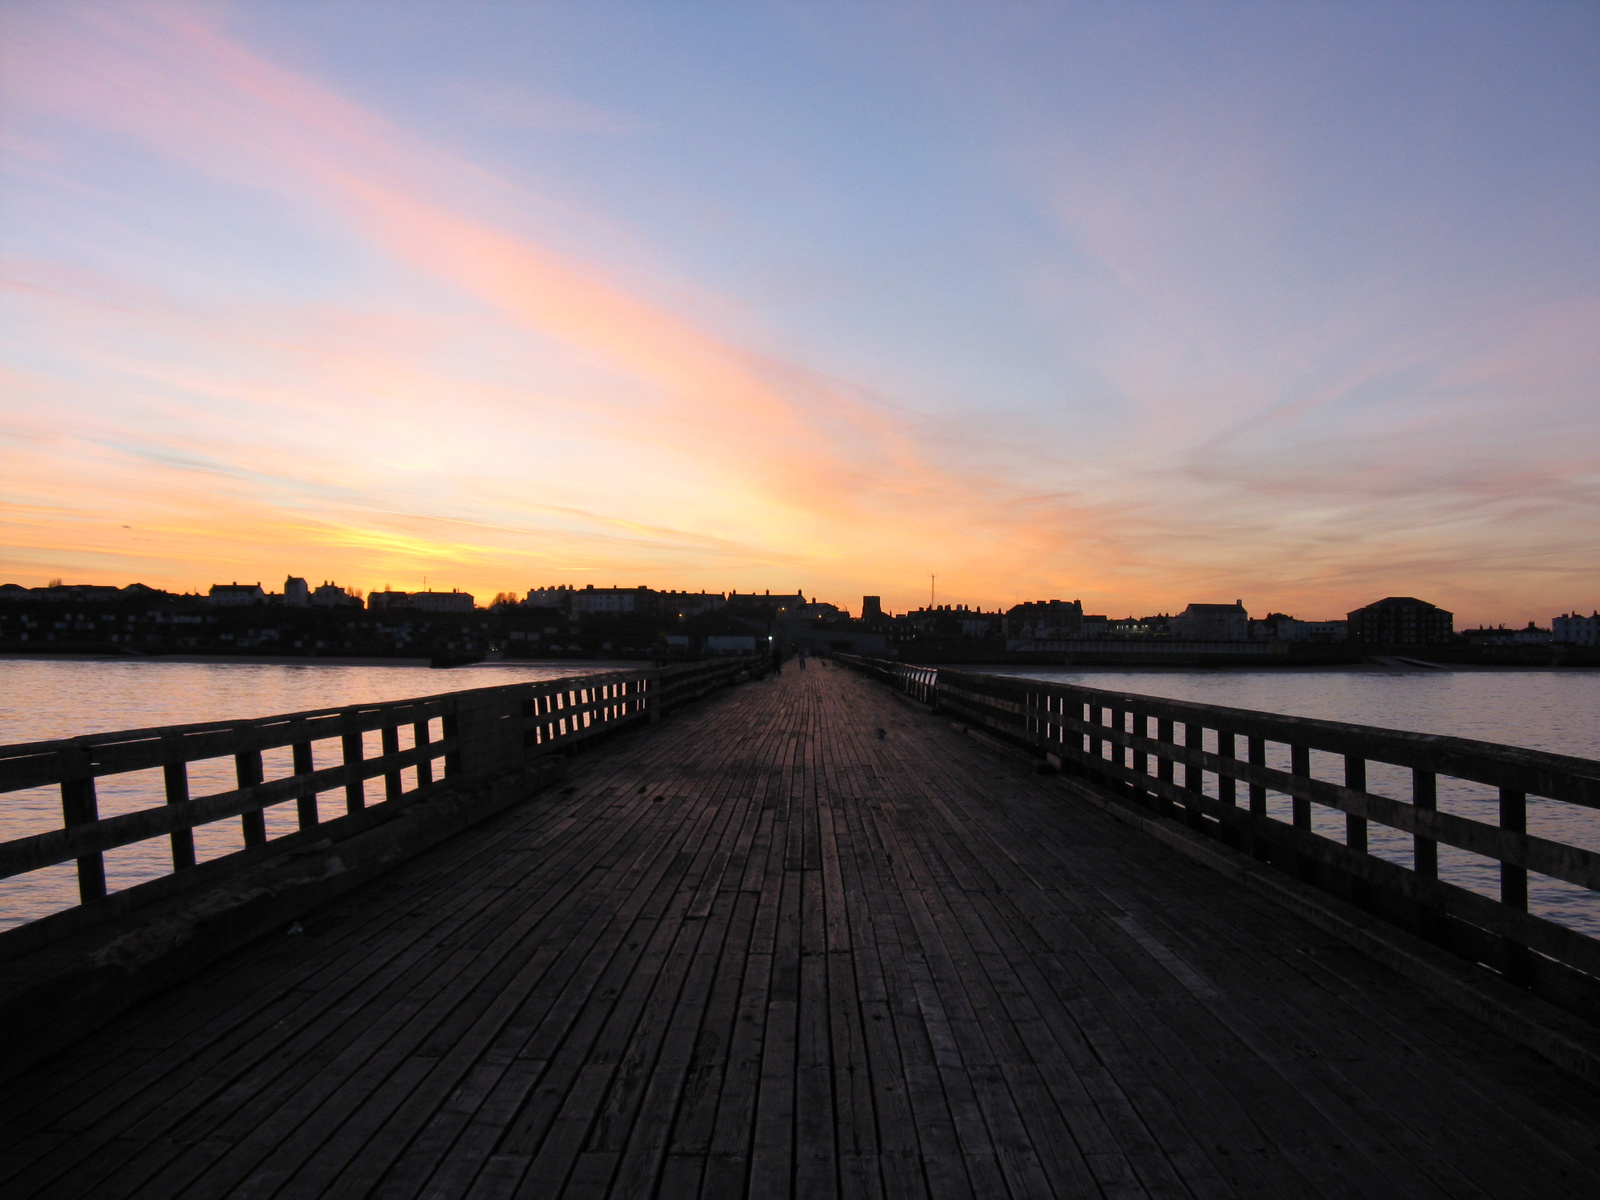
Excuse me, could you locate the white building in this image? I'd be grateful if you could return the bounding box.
[407,590,475,613]
[523,584,657,616]
[1553,612,1599,647]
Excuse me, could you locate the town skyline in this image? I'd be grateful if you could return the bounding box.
[6,571,1596,636]
[3,5,1596,634]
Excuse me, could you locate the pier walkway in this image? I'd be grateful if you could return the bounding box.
[4,663,1600,1198]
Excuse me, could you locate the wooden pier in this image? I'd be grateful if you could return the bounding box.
[3,662,1600,1197]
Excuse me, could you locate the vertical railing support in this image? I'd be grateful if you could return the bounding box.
[443,705,462,778]
[1184,722,1205,832]
[1412,769,1437,880]
[1156,718,1174,819]
[382,722,402,802]
[1132,711,1150,808]
[293,737,317,829]
[235,737,266,847]
[1344,756,1368,854]
[1500,786,1530,983]
[1500,788,1527,910]
[1248,735,1268,860]
[414,718,434,786]
[1290,745,1311,830]
[1290,743,1312,880]
[342,716,366,813]
[162,731,197,870]
[1217,730,1237,848]
[1110,707,1126,796]
[61,743,106,903]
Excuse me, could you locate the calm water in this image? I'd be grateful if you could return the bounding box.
[985,666,1600,936]
[0,658,630,929]
[3,660,1598,938]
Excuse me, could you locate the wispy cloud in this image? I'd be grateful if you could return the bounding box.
[433,81,650,133]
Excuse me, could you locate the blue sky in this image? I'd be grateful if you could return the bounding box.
[2,2,1596,622]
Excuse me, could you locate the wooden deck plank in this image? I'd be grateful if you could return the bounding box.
[894,722,1447,1197]
[4,663,1600,1198]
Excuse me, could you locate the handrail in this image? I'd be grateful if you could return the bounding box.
[839,655,1600,1020]
[0,656,764,916]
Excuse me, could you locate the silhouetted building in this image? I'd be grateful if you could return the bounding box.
[1553,612,1599,647]
[1347,597,1453,645]
[367,589,410,612]
[525,585,577,610]
[1004,599,1083,640]
[369,589,473,613]
[571,585,653,616]
[310,581,363,608]
[658,590,726,620]
[725,591,806,621]
[1170,601,1249,641]
[862,595,883,620]
[209,582,265,606]
[1250,616,1348,642]
[407,589,474,613]
[284,576,309,607]
[1462,623,1551,646]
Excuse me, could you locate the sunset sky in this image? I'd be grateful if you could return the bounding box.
[2,2,1596,624]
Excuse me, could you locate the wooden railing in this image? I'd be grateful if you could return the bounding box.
[842,657,1600,1021]
[0,657,762,917]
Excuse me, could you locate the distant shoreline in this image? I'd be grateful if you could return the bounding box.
[965,660,1599,674]
[0,653,641,669]
[0,652,434,667]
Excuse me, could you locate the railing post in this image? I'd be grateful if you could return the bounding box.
[1132,710,1150,807]
[1156,718,1174,819]
[441,704,460,780]
[1109,706,1125,794]
[414,718,434,785]
[1344,756,1368,854]
[1500,788,1527,910]
[343,716,366,813]
[61,743,106,903]
[1290,745,1311,829]
[235,736,266,847]
[1217,730,1237,847]
[1500,786,1530,984]
[1412,769,1437,879]
[293,737,318,828]
[1248,736,1268,859]
[1290,743,1312,881]
[1217,731,1236,804]
[382,722,403,802]
[162,731,197,870]
[1089,705,1104,779]
[1184,722,1205,832]
[1344,754,1369,908]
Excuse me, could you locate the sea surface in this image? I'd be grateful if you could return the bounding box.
[2,659,1598,938]
[0,658,631,929]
